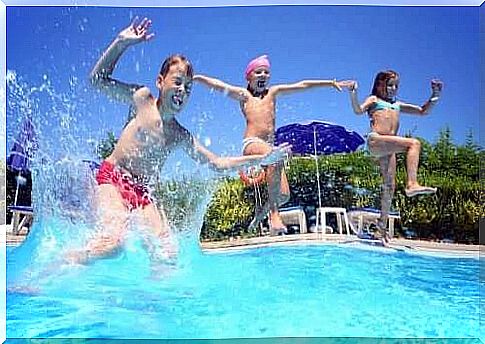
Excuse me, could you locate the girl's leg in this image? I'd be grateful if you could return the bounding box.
[377,154,396,243]
[265,162,290,234]
[369,135,436,196]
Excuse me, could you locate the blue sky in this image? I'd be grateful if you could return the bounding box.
[5,5,480,171]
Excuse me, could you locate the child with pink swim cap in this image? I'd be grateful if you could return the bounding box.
[194,55,352,235]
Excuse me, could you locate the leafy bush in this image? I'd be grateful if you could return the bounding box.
[201,128,483,243]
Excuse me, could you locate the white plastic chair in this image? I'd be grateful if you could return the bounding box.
[279,206,307,234]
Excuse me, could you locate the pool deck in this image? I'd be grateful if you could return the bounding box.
[6,230,483,258]
[201,233,483,258]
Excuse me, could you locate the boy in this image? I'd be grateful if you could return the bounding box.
[68,18,289,264]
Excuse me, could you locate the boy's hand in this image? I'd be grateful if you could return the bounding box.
[118,17,155,45]
[261,143,292,166]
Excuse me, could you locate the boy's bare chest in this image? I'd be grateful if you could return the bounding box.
[133,115,180,150]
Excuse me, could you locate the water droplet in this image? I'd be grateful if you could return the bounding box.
[6,70,17,82]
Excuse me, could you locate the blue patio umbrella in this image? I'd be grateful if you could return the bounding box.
[275,120,364,208]
[275,120,365,155]
[7,118,38,205]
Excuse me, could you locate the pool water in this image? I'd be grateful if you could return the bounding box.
[6,240,483,339]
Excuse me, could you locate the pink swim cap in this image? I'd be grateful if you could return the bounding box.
[245,55,270,80]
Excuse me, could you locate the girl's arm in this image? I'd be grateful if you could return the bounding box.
[193,74,249,101]
[400,79,443,115]
[271,79,343,95]
[348,81,375,114]
[399,99,438,115]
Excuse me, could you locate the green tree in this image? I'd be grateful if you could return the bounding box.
[96,131,117,160]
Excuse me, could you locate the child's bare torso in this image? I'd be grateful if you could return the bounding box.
[368,97,401,136]
[240,89,277,143]
[106,89,185,178]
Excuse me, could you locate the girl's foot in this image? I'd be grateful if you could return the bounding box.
[374,221,391,246]
[270,226,287,236]
[405,186,437,197]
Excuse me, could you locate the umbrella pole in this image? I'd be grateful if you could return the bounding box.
[14,171,21,206]
[314,128,322,209]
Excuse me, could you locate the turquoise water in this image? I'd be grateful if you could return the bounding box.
[7,237,483,339]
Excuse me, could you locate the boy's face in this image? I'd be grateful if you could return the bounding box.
[158,63,193,113]
[247,66,270,93]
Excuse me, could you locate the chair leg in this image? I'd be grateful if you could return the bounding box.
[12,212,20,235]
[18,216,29,234]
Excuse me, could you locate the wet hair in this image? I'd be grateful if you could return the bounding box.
[371,70,399,98]
[159,54,194,78]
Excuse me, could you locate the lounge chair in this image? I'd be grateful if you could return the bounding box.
[315,206,353,235]
[347,207,401,238]
[6,160,100,237]
[8,205,33,235]
[279,206,307,234]
[82,159,101,171]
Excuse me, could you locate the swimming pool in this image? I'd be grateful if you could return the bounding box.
[6,242,483,339]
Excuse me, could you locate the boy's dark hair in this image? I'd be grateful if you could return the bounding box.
[371,70,399,97]
[159,54,193,78]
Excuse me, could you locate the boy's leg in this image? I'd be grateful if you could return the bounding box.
[137,203,177,262]
[65,184,129,264]
[369,135,436,196]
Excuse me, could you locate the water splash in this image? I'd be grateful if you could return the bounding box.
[6,71,217,288]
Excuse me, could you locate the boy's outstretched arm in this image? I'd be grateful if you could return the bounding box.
[89,17,154,103]
[178,125,290,172]
[271,78,347,95]
[400,79,443,115]
[193,74,249,101]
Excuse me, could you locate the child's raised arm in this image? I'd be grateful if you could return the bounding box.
[271,78,346,95]
[346,81,375,114]
[89,17,154,104]
[399,79,443,115]
[193,74,249,101]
